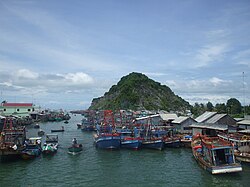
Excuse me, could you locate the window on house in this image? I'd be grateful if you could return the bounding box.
[32,108,35,111]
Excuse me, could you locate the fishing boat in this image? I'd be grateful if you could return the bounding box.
[42,134,58,155]
[81,118,95,131]
[164,137,181,148]
[118,128,142,150]
[0,117,26,162]
[191,134,242,174]
[51,126,64,132]
[94,110,121,149]
[140,120,164,151]
[94,131,121,149]
[21,137,42,160]
[68,138,83,155]
[181,135,192,148]
[218,132,250,163]
[142,138,165,150]
[64,120,69,124]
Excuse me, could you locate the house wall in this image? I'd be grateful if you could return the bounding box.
[0,106,34,117]
[181,118,197,134]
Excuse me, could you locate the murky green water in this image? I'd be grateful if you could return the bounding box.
[0,115,249,187]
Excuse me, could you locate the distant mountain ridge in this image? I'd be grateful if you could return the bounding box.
[89,72,191,111]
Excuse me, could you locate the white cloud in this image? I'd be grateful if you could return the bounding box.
[194,44,228,68]
[64,72,94,85]
[209,77,227,86]
[16,69,39,79]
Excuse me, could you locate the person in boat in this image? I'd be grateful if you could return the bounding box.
[72,138,77,145]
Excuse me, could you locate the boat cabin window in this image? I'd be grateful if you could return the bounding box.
[213,149,232,166]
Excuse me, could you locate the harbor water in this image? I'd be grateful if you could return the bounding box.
[0,115,249,187]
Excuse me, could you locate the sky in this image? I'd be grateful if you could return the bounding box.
[0,0,250,110]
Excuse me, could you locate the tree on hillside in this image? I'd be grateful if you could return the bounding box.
[215,103,227,113]
[206,102,214,111]
[226,98,242,115]
[191,103,206,118]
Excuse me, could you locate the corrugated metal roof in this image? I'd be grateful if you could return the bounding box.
[205,114,227,123]
[3,103,33,107]
[135,114,160,121]
[159,114,178,121]
[189,123,228,131]
[237,120,250,125]
[172,116,189,124]
[195,111,217,123]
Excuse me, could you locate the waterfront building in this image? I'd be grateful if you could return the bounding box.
[0,102,35,117]
[172,116,197,134]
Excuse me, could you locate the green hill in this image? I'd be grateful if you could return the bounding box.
[89,72,191,111]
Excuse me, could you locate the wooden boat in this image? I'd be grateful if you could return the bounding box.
[51,126,64,132]
[68,143,83,155]
[21,137,42,160]
[64,120,69,124]
[0,117,26,162]
[191,134,242,174]
[234,151,250,163]
[181,135,192,148]
[42,134,58,155]
[218,133,250,163]
[164,137,181,148]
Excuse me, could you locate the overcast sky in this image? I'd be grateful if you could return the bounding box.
[0,0,250,110]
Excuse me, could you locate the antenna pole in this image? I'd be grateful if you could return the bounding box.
[243,72,246,118]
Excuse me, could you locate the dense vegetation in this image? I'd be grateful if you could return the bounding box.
[191,98,250,118]
[89,72,191,111]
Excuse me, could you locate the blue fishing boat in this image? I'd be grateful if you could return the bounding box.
[94,132,121,149]
[81,111,96,131]
[118,128,142,150]
[21,137,42,160]
[192,134,242,174]
[94,110,121,149]
[142,138,164,150]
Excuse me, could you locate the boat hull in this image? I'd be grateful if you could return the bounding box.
[95,136,121,149]
[121,139,142,150]
[165,139,181,148]
[68,145,83,155]
[0,149,21,162]
[21,149,41,160]
[51,130,64,132]
[142,140,164,150]
[235,153,250,163]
